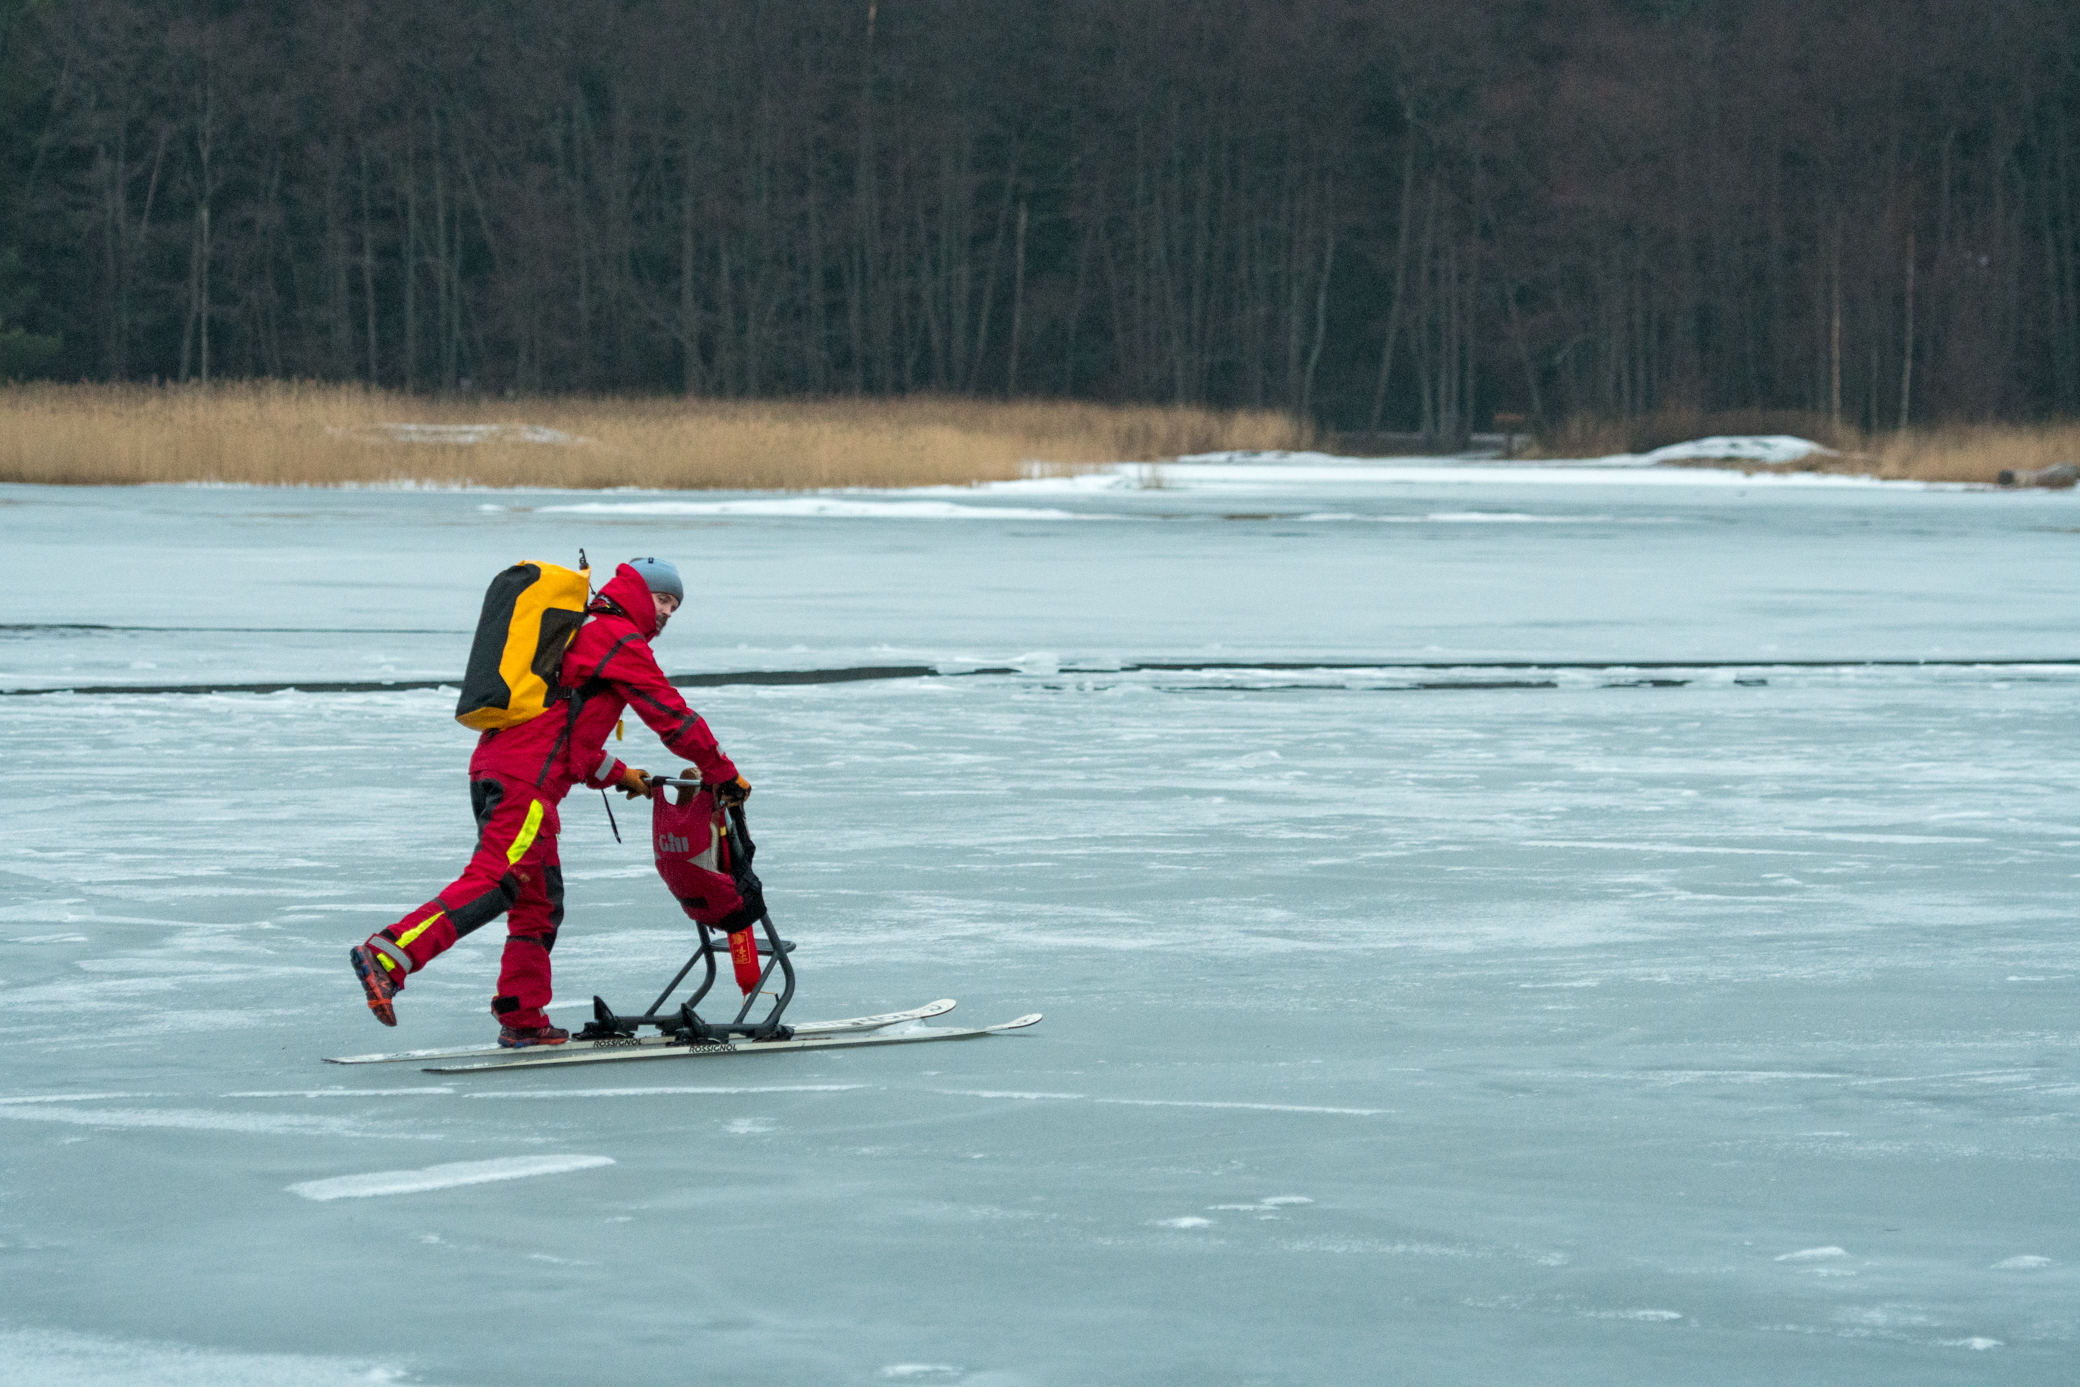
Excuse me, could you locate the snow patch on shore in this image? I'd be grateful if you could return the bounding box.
[1640,434,1832,465]
[332,422,592,447]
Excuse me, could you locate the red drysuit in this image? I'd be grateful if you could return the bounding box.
[363,563,741,1028]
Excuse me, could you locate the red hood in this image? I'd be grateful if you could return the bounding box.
[595,563,660,638]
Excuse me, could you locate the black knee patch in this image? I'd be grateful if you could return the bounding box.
[447,878,519,939]
[544,864,565,928]
[469,780,506,852]
[537,927,559,955]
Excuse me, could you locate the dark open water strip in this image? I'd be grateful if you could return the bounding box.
[3,658,2074,698]
[0,624,468,634]
[1131,659,2080,670]
[0,666,965,697]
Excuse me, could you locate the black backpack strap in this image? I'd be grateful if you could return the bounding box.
[533,631,641,788]
[719,803,767,932]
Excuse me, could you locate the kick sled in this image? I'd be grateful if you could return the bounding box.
[328,777,1039,1073]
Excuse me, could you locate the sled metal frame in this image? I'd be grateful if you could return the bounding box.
[576,786,797,1046]
[576,912,796,1045]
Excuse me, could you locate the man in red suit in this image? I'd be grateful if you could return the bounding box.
[350,558,750,1047]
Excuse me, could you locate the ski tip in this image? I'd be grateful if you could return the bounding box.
[991,1013,1044,1032]
[325,1047,475,1065]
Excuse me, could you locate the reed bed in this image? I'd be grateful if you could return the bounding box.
[0,383,1309,490]
[1859,423,2080,484]
[1530,408,2080,484]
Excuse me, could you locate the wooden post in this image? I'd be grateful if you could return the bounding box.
[1493,411,1527,458]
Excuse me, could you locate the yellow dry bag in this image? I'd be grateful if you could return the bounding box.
[454,560,592,731]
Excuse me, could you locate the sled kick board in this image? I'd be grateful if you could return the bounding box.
[325,999,958,1066]
[421,1014,1043,1074]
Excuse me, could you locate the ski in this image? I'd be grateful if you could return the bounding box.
[324,998,958,1066]
[420,1013,1043,1074]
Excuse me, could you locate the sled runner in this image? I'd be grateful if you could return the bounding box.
[324,998,959,1066]
[419,1012,1044,1073]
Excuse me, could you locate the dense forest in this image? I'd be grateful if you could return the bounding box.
[1,0,2076,437]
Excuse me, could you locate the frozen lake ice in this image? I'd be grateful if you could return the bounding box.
[2,458,2076,1384]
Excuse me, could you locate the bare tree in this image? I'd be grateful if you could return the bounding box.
[3,0,2076,432]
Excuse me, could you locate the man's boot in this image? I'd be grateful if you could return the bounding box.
[497,1023,571,1049]
[349,943,405,1026]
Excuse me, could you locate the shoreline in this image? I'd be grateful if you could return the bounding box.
[3,382,2073,489]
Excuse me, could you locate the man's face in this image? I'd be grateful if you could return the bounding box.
[653,591,681,632]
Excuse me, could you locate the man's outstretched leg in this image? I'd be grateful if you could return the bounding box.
[350,777,555,1027]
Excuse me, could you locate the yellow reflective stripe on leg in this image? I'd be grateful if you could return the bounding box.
[507,799,546,865]
[394,911,445,951]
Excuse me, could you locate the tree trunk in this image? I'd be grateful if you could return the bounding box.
[1299,186,1334,423]
[1898,226,1914,429]
[1007,198,1027,396]
[1369,116,1419,430]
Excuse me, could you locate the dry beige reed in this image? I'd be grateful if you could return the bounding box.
[1529,408,2079,483]
[1858,424,2080,484]
[0,383,1307,490]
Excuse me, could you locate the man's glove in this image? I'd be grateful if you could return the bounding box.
[712,774,752,807]
[615,766,656,800]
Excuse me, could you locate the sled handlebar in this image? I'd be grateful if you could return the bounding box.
[649,776,749,813]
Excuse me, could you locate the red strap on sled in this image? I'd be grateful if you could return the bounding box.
[728,927,761,995]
